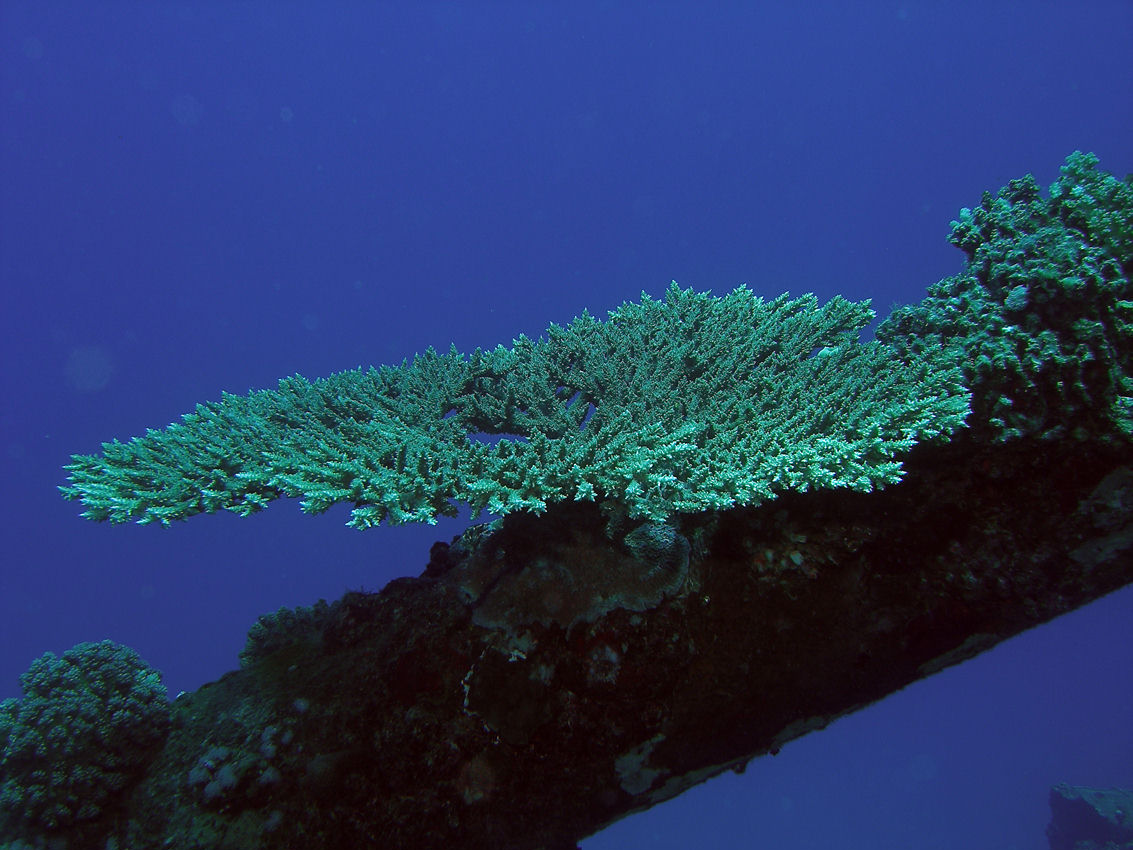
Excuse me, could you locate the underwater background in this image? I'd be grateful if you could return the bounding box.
[1,2,1130,847]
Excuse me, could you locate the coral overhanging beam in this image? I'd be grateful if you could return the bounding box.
[12,153,1128,849]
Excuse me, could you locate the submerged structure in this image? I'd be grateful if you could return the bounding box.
[1,154,1128,848]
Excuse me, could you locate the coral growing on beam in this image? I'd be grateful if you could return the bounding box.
[61,285,970,529]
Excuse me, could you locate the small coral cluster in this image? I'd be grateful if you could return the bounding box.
[240,599,331,668]
[0,641,170,833]
[879,151,1132,442]
[186,731,287,809]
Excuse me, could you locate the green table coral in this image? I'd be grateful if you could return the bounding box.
[60,284,970,529]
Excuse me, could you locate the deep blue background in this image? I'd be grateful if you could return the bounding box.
[2,3,1131,847]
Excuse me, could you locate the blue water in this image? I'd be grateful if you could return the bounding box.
[1,3,1130,847]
